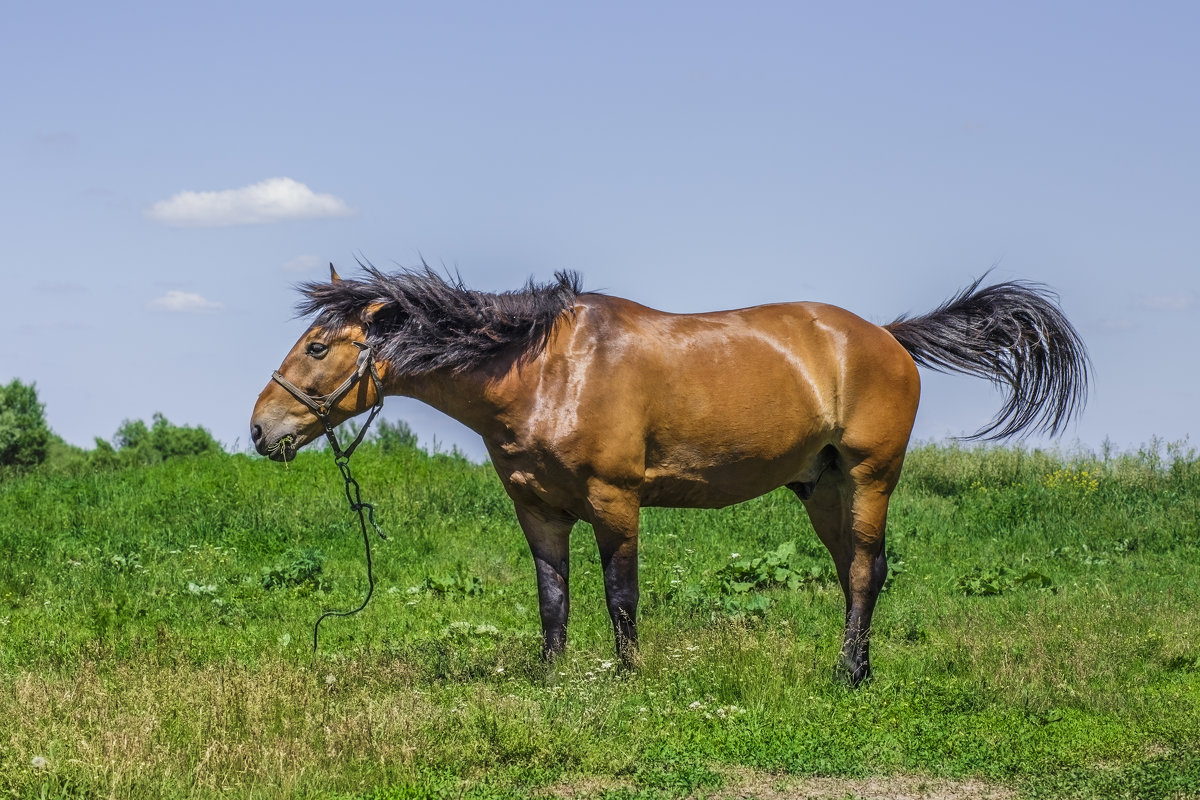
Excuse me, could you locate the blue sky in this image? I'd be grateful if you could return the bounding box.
[3,2,1197,461]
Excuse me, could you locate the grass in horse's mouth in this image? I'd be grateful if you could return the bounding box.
[268,435,295,468]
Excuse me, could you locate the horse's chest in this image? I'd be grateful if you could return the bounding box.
[491,446,583,510]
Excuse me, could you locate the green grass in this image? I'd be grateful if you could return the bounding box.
[1,440,1198,798]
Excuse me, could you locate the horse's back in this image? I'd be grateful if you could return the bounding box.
[536,295,920,507]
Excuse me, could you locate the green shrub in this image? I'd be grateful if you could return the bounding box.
[104,412,222,465]
[372,417,419,453]
[0,379,50,468]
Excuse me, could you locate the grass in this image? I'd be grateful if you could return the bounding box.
[0,439,1198,798]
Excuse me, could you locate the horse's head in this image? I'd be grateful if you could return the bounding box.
[250,265,386,461]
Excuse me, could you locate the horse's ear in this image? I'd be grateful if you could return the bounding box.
[329,263,342,283]
[361,301,390,323]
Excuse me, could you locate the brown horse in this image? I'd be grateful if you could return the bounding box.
[251,264,1088,684]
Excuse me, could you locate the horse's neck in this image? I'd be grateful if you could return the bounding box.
[389,363,522,440]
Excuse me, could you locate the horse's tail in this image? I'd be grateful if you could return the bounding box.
[884,277,1090,440]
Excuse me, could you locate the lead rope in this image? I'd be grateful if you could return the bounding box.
[312,447,386,653]
[269,344,389,654]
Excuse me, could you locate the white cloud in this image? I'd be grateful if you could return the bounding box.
[148,290,223,313]
[145,177,354,227]
[282,254,325,272]
[1133,292,1197,312]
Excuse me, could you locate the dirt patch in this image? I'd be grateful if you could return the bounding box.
[541,776,638,798]
[544,768,1015,800]
[715,768,1016,800]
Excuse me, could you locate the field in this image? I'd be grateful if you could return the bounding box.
[1,439,1198,799]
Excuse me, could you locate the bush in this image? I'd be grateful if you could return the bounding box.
[0,379,51,467]
[102,413,222,465]
[371,417,419,453]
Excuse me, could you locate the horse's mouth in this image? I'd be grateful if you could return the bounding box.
[263,434,303,462]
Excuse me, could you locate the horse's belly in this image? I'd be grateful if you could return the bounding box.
[639,475,753,509]
[639,458,811,509]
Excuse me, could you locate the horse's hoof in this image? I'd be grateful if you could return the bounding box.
[617,643,643,672]
[833,658,871,687]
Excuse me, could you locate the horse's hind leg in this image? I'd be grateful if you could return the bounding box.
[586,481,642,666]
[797,453,898,686]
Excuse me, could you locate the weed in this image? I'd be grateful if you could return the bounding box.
[666,542,836,619]
[953,565,1054,596]
[1041,467,1100,494]
[261,547,325,591]
[420,566,485,597]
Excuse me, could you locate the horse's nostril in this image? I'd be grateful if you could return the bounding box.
[251,424,263,444]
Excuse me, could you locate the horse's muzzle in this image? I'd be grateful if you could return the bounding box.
[250,421,303,461]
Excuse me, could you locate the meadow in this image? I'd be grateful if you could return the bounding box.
[0,437,1198,799]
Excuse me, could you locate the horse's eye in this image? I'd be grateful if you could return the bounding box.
[305,342,328,358]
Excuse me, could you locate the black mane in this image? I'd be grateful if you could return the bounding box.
[296,264,586,375]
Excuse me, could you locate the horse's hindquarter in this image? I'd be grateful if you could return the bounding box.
[510,296,920,511]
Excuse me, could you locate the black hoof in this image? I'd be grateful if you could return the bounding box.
[541,640,567,663]
[616,638,642,671]
[833,656,871,687]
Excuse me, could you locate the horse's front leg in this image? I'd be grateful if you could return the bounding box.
[587,482,642,666]
[514,503,576,660]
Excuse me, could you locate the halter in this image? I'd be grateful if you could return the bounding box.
[271,341,386,460]
[270,340,388,652]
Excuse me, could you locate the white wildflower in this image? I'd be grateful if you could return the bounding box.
[31,755,48,770]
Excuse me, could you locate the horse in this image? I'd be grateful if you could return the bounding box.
[250,263,1088,684]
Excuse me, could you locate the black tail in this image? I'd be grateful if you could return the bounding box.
[885,277,1090,440]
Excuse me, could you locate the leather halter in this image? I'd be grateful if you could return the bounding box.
[271,341,385,460]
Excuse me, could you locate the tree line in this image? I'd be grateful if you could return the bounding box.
[0,378,221,473]
[0,378,420,476]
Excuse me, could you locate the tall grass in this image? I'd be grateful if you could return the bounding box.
[1,440,1198,798]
